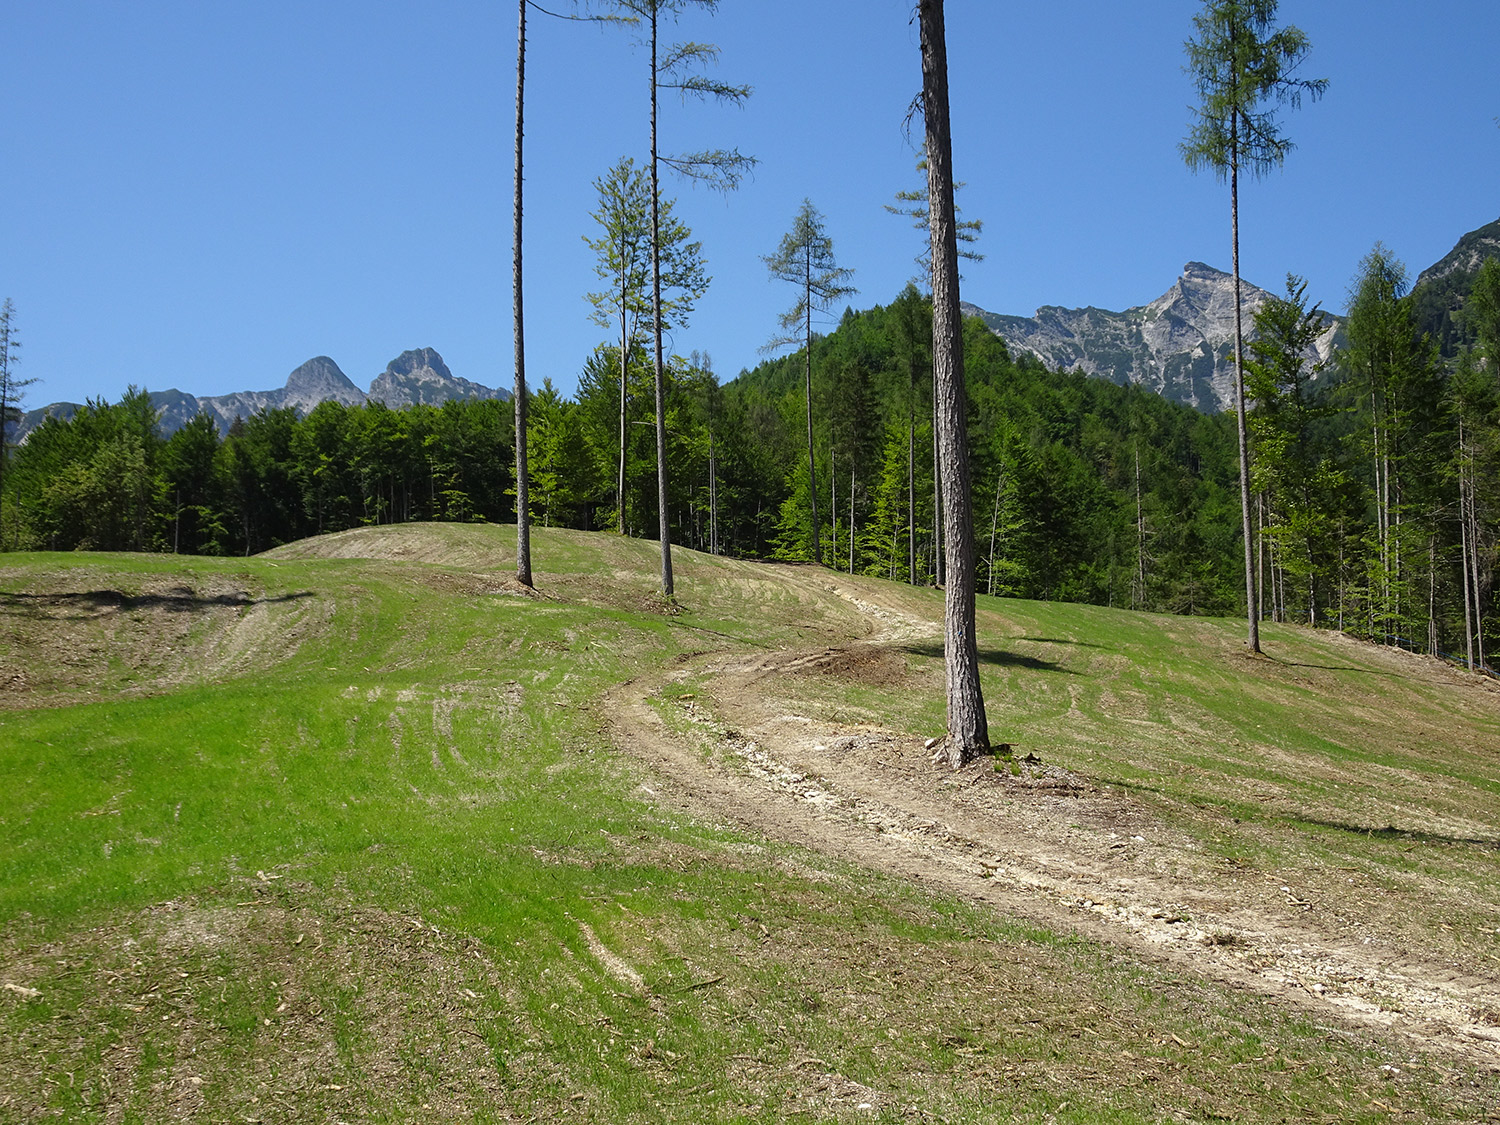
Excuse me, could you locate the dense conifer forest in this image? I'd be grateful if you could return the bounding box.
[5,252,1497,669]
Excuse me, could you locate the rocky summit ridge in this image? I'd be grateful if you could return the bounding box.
[964,262,1341,413]
[11,349,511,443]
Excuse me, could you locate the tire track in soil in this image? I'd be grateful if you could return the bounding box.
[605,569,1500,1068]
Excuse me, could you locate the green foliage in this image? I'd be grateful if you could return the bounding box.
[1181,0,1327,182]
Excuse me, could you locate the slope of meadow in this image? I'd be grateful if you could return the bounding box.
[1,524,1496,1123]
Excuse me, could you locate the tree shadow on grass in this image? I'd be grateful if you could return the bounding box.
[0,588,315,621]
[1115,777,1500,851]
[1292,816,1500,851]
[900,641,1075,674]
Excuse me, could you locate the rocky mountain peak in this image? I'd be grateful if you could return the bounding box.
[966,262,1339,412]
[367,348,510,409]
[282,357,367,412]
[382,347,454,382]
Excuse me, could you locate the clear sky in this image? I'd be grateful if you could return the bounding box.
[4,1,1497,411]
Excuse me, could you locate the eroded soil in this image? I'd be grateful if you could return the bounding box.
[606,569,1500,1070]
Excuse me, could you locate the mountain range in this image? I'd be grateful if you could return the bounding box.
[11,348,510,443]
[962,262,1342,413]
[964,217,1500,412]
[10,218,1498,439]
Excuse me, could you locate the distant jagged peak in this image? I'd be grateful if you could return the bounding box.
[381,347,454,382]
[284,356,364,398]
[367,347,510,408]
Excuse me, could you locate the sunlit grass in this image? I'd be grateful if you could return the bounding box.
[1,525,1495,1122]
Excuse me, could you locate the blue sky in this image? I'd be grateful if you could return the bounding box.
[4,1,1497,410]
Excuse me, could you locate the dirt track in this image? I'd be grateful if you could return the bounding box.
[606,569,1500,1069]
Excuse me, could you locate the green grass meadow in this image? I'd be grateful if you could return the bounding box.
[1,525,1496,1122]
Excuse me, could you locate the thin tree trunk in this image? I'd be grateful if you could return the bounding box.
[1135,443,1145,610]
[849,462,855,575]
[830,445,837,566]
[1229,111,1257,652]
[804,254,821,564]
[617,247,630,535]
[988,466,1002,598]
[1428,535,1438,656]
[907,368,916,584]
[512,0,532,587]
[648,8,673,596]
[921,0,987,765]
[932,391,943,586]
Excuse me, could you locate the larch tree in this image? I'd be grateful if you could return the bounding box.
[513,0,622,585]
[1182,0,1326,654]
[763,199,855,566]
[606,0,752,597]
[583,157,708,537]
[919,0,988,766]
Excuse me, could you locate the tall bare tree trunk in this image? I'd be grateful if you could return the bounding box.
[512,0,533,587]
[988,465,1004,599]
[920,0,987,766]
[617,242,630,535]
[849,462,856,575]
[648,8,673,596]
[932,394,943,586]
[907,367,916,584]
[803,268,821,563]
[1229,109,1257,652]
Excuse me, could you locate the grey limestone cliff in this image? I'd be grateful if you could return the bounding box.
[965,262,1341,412]
[367,347,511,408]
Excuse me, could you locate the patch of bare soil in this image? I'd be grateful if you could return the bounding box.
[0,575,325,709]
[604,571,1500,1071]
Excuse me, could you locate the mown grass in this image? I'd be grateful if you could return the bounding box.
[1,524,1496,1122]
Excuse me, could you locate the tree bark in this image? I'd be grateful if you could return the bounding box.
[617,238,630,536]
[1229,109,1256,652]
[803,251,821,564]
[920,0,988,766]
[512,0,532,587]
[648,7,674,596]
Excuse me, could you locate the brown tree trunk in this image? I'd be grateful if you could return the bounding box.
[512,0,532,587]
[648,8,673,596]
[1229,111,1257,652]
[920,0,988,766]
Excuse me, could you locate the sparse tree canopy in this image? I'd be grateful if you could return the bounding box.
[885,152,982,284]
[1181,0,1327,181]
[764,199,856,566]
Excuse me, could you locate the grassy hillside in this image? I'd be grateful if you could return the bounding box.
[1,525,1496,1123]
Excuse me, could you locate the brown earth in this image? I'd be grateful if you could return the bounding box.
[603,567,1500,1071]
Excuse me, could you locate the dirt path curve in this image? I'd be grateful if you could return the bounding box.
[605,568,1500,1069]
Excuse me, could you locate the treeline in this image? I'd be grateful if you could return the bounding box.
[4,260,1497,667]
[0,286,1245,612]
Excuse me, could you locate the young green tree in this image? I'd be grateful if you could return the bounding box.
[919,0,988,765]
[1182,0,1326,653]
[1344,244,1444,647]
[763,199,855,565]
[1245,275,1339,624]
[583,157,707,536]
[607,0,752,596]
